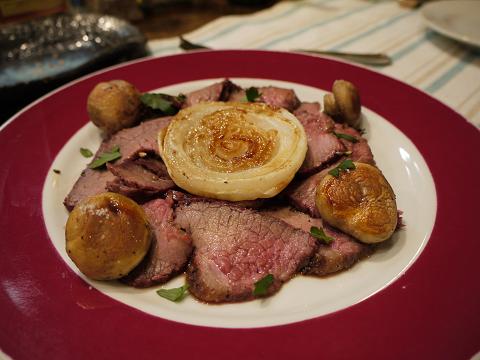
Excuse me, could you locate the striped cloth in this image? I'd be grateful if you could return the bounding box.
[148,0,480,127]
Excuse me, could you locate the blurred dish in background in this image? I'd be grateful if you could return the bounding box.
[0,12,147,123]
[0,0,66,23]
[421,0,480,48]
[85,0,144,21]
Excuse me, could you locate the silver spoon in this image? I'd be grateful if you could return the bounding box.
[179,36,392,67]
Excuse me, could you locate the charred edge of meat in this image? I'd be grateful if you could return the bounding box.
[185,256,284,304]
[138,94,184,121]
[297,150,346,178]
[301,244,374,277]
[167,190,265,210]
[219,79,242,101]
[120,241,190,288]
[106,153,176,203]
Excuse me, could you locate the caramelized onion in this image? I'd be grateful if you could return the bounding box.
[159,102,307,201]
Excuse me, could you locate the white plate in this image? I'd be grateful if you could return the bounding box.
[421,0,480,47]
[42,78,436,329]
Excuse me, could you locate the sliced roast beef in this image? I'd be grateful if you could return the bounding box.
[303,223,373,276]
[285,168,326,218]
[106,157,175,200]
[294,102,335,132]
[227,88,246,102]
[122,196,192,287]
[174,201,317,303]
[98,116,171,161]
[294,103,345,175]
[258,86,300,111]
[64,117,171,210]
[228,85,300,112]
[264,206,371,276]
[184,82,223,107]
[334,123,375,165]
[167,190,264,209]
[183,79,240,107]
[64,168,116,211]
[263,205,323,233]
[300,131,345,175]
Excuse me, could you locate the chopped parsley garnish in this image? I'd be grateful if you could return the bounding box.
[246,87,262,102]
[176,93,187,102]
[328,159,356,178]
[140,93,177,115]
[310,226,334,244]
[253,274,274,296]
[156,284,189,302]
[80,147,93,157]
[333,132,358,143]
[88,145,121,169]
[53,169,61,174]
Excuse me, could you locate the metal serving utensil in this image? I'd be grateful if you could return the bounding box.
[179,36,392,66]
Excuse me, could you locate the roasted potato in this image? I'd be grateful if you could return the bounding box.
[65,192,151,280]
[87,80,142,135]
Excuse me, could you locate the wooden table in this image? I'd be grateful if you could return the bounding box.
[132,1,278,40]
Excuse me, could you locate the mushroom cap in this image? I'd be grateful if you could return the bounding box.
[332,80,361,127]
[323,92,339,117]
[315,162,398,243]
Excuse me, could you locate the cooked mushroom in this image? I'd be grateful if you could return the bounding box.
[87,80,142,136]
[323,80,361,127]
[315,162,397,243]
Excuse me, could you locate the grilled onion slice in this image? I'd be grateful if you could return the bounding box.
[316,162,398,243]
[158,102,307,201]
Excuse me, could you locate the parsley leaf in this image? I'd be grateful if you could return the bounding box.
[329,167,340,177]
[156,284,189,302]
[140,93,177,115]
[310,226,334,244]
[80,147,93,157]
[176,93,187,103]
[253,274,274,296]
[339,159,356,170]
[328,159,356,178]
[333,132,358,143]
[246,87,262,102]
[88,145,121,169]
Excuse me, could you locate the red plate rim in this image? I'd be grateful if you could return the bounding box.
[1,50,479,360]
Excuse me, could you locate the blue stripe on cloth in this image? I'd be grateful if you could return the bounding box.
[425,52,477,93]
[146,0,338,55]
[150,0,339,54]
[390,31,435,61]
[261,1,376,49]
[198,0,337,44]
[330,10,414,50]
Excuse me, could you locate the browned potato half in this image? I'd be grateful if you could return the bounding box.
[87,80,141,135]
[316,162,397,243]
[65,192,151,280]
